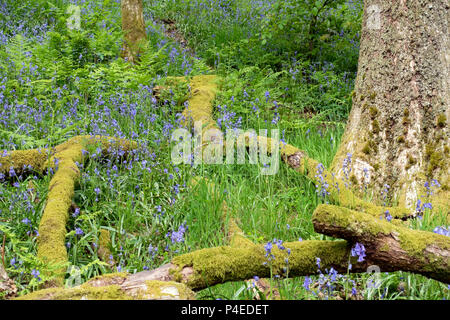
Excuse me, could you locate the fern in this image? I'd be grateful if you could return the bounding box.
[5,34,32,77]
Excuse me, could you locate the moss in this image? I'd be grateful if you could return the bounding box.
[98,229,113,263]
[372,120,380,134]
[143,280,195,300]
[350,174,358,186]
[425,144,434,159]
[369,91,377,100]
[362,143,371,155]
[405,155,417,170]
[0,148,49,175]
[37,159,81,286]
[280,143,302,157]
[16,284,128,300]
[427,151,443,175]
[397,136,405,143]
[314,204,450,268]
[171,240,350,290]
[17,273,194,300]
[398,229,450,265]
[313,204,393,236]
[181,75,219,134]
[437,113,446,128]
[28,135,138,287]
[373,163,380,171]
[402,108,410,126]
[369,106,378,119]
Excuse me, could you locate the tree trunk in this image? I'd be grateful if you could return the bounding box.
[330,0,449,210]
[121,0,147,63]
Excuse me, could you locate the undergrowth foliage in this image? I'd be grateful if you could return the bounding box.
[0,0,448,300]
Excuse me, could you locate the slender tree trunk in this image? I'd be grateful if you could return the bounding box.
[121,0,147,63]
[331,0,449,210]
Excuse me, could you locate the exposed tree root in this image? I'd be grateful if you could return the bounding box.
[313,204,450,284]
[16,273,195,300]
[17,225,449,299]
[2,136,137,287]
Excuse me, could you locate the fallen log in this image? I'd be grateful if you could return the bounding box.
[18,239,368,299]
[312,204,450,284]
[17,202,450,299]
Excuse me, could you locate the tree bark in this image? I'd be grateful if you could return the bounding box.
[121,0,147,63]
[0,262,16,298]
[330,0,449,210]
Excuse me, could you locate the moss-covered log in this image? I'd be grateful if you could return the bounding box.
[313,204,450,283]
[17,240,363,299]
[14,221,449,299]
[17,272,195,300]
[168,240,362,290]
[35,136,137,287]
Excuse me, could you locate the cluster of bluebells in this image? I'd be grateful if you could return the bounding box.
[303,256,358,299]
[380,184,390,206]
[216,104,242,130]
[351,242,366,262]
[0,0,201,282]
[167,223,188,244]
[433,226,449,237]
[342,153,352,188]
[381,209,392,222]
[315,163,330,200]
[31,269,41,282]
[415,180,440,217]
[263,238,287,264]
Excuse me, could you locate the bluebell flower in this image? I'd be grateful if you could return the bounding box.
[303,276,311,291]
[433,226,449,237]
[351,242,366,262]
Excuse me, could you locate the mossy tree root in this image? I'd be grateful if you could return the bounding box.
[17,219,449,299]
[16,272,195,300]
[4,135,138,287]
[313,204,450,283]
[18,240,363,299]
